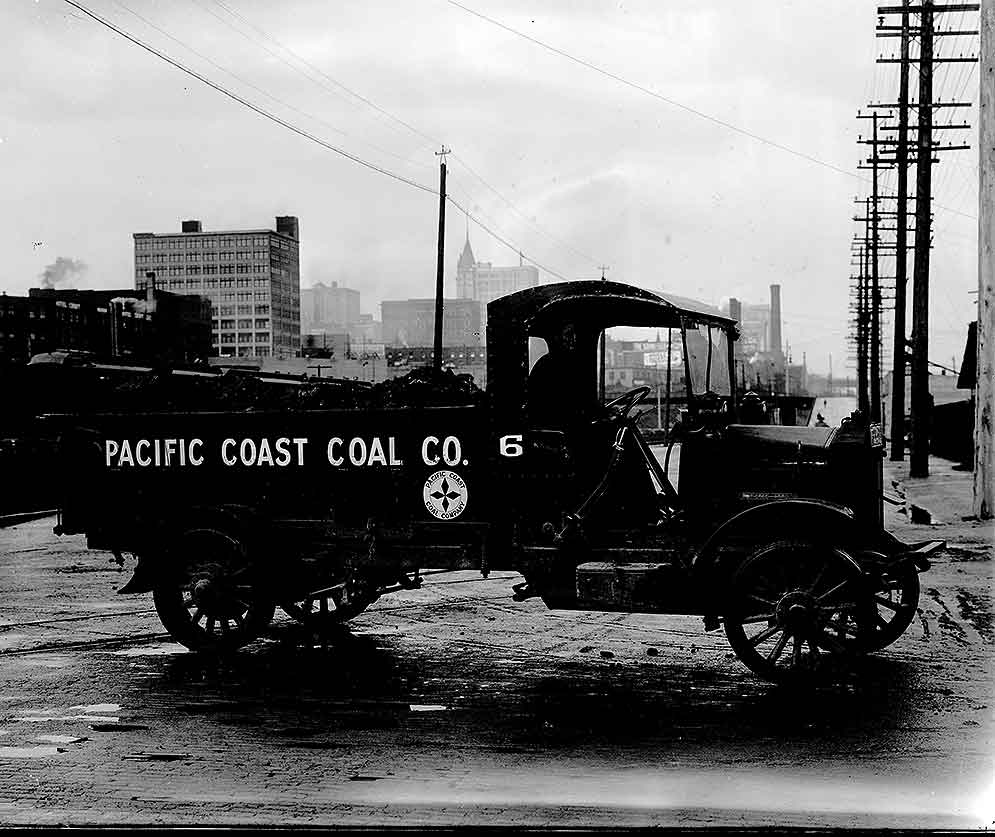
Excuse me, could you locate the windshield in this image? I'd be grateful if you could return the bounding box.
[685,324,731,396]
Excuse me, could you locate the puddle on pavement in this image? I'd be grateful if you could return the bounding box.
[409,704,448,712]
[0,745,66,758]
[90,722,149,732]
[111,643,187,657]
[121,752,189,762]
[0,634,30,650]
[70,703,120,714]
[34,734,87,744]
[14,715,119,723]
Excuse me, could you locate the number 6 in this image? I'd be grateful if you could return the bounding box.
[499,434,523,457]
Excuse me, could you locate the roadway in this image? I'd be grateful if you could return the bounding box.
[0,463,991,828]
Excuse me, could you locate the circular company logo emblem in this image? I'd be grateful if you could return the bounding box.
[423,470,468,520]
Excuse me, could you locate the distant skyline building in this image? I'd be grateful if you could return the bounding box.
[722,297,772,358]
[455,233,539,332]
[381,297,482,347]
[133,216,300,359]
[301,281,360,335]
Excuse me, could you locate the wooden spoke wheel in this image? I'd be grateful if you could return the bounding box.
[280,577,377,628]
[724,540,868,683]
[856,550,921,651]
[152,526,274,653]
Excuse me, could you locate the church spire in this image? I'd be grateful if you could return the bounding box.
[457,221,475,273]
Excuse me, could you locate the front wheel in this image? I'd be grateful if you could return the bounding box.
[152,526,275,653]
[857,551,921,650]
[723,540,869,683]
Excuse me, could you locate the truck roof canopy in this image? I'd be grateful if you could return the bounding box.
[485,280,738,404]
[487,280,737,340]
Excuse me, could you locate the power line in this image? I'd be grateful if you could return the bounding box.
[448,196,572,282]
[450,0,978,221]
[206,0,442,151]
[449,1,863,179]
[61,0,579,285]
[448,155,601,266]
[109,0,431,174]
[199,0,599,268]
[61,0,438,196]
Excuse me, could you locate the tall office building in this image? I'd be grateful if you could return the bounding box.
[455,235,539,333]
[133,216,300,359]
[381,298,482,347]
[300,281,360,333]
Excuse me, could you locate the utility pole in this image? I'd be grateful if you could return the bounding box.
[665,327,673,436]
[875,0,980,476]
[598,265,609,402]
[858,238,870,415]
[871,113,882,424]
[857,111,894,426]
[910,1,935,477]
[433,146,450,375]
[977,0,994,518]
[887,0,912,459]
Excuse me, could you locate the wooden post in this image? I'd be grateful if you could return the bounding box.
[977,0,995,518]
[891,0,912,460]
[910,1,934,478]
[871,112,882,425]
[433,147,449,375]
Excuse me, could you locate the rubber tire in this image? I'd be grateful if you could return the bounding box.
[723,539,865,684]
[151,525,275,653]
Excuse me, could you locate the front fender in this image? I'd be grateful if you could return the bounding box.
[692,498,860,580]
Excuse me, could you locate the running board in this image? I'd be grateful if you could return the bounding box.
[575,561,699,614]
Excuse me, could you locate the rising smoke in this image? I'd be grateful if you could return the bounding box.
[39,256,87,289]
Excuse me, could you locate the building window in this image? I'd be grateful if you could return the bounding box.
[254,318,269,328]
[255,332,269,342]
[238,333,253,344]
[237,319,252,329]
[221,334,235,344]
[221,319,235,330]
[255,305,270,315]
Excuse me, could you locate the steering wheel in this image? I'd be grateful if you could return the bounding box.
[603,386,651,421]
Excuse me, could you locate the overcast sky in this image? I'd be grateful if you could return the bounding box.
[4,0,980,374]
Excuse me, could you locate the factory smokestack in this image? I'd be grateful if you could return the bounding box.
[769,284,782,357]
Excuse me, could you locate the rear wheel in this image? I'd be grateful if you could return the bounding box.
[723,540,868,683]
[152,525,274,653]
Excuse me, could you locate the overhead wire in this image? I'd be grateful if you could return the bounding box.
[108,0,434,175]
[450,0,977,222]
[61,0,438,196]
[59,0,579,282]
[201,0,599,271]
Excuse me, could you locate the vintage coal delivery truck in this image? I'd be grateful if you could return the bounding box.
[49,280,941,683]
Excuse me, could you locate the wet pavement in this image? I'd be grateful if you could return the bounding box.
[0,497,992,827]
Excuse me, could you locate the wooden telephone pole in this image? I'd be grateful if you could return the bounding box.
[978,0,994,518]
[875,0,979,477]
[433,146,450,374]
